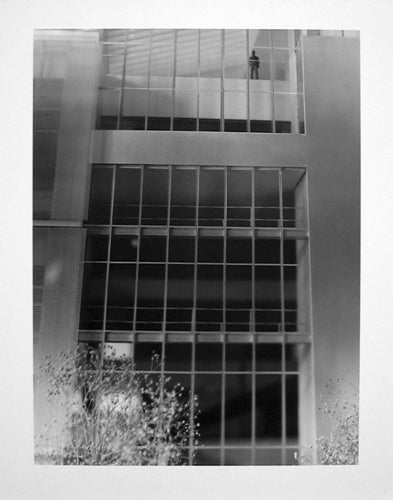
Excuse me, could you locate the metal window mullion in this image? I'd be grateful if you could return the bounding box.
[288,30,299,134]
[270,31,276,133]
[220,165,228,465]
[251,166,256,464]
[170,31,177,131]
[99,165,116,365]
[279,168,287,464]
[189,166,200,465]
[196,30,201,131]
[145,31,152,130]
[246,30,251,133]
[117,30,129,130]
[161,166,172,379]
[132,166,144,332]
[221,29,225,132]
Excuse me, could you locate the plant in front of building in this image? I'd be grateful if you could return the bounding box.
[297,380,359,465]
[37,345,198,465]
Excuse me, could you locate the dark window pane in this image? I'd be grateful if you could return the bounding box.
[283,239,296,264]
[284,266,297,310]
[167,265,194,331]
[196,265,223,308]
[197,237,224,263]
[255,266,281,309]
[107,264,136,306]
[85,234,109,261]
[134,342,162,370]
[286,375,298,440]
[195,343,222,371]
[255,239,280,264]
[226,238,252,263]
[225,309,251,332]
[255,308,282,332]
[113,168,141,225]
[110,234,138,261]
[88,167,113,224]
[139,235,167,262]
[142,168,169,225]
[199,169,224,226]
[255,170,279,227]
[195,374,222,445]
[225,374,252,443]
[136,265,165,330]
[226,343,252,371]
[255,344,282,371]
[196,308,223,332]
[79,263,106,329]
[171,168,197,226]
[227,169,252,227]
[165,343,192,371]
[169,236,195,262]
[255,375,281,440]
[106,264,136,330]
[226,266,252,310]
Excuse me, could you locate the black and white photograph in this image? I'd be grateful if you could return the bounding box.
[1,0,393,498]
[32,27,360,467]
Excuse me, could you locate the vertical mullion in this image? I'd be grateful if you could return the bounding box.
[117,30,129,130]
[251,166,256,464]
[279,168,287,464]
[161,166,172,379]
[196,30,201,131]
[288,30,299,134]
[189,166,199,465]
[171,31,177,131]
[220,166,228,465]
[246,30,251,133]
[145,30,152,130]
[270,31,276,133]
[132,166,144,332]
[221,29,225,132]
[100,165,116,364]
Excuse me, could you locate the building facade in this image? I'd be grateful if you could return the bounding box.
[33,29,360,465]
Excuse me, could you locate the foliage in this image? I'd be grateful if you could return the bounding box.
[297,381,359,465]
[37,345,198,465]
[314,397,359,465]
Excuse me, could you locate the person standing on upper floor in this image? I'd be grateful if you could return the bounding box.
[249,50,260,79]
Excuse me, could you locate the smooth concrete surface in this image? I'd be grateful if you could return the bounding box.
[92,130,306,167]
[50,37,101,221]
[304,37,360,438]
[33,227,86,449]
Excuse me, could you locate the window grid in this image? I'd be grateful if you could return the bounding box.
[79,164,310,465]
[98,29,305,133]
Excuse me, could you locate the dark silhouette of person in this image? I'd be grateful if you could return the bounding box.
[249,50,260,80]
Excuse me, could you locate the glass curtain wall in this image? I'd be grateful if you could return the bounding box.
[97,29,305,133]
[79,164,311,465]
